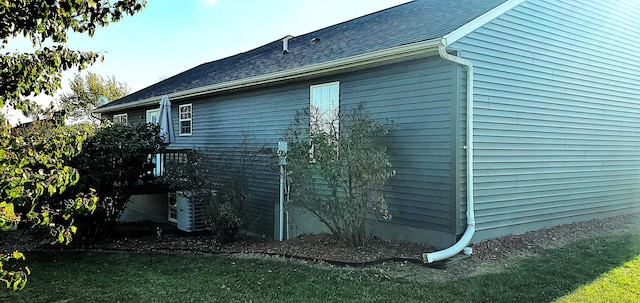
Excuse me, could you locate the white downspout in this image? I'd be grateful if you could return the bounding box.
[423,42,476,263]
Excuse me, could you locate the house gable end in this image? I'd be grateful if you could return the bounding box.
[452,0,640,241]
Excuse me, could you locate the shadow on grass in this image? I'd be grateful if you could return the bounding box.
[438,232,640,302]
[1,232,639,303]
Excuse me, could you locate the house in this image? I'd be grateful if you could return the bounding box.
[96,0,640,262]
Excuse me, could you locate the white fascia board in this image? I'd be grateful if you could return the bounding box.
[94,39,442,113]
[442,0,526,46]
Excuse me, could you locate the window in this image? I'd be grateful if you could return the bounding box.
[113,113,128,125]
[179,104,192,136]
[309,82,340,161]
[310,82,339,135]
[146,109,159,124]
[146,109,162,176]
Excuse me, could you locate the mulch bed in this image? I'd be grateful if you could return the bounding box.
[68,224,431,265]
[4,213,638,267]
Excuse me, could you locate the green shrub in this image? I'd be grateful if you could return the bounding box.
[163,141,256,243]
[70,122,165,240]
[210,174,247,243]
[284,104,394,247]
[208,137,258,243]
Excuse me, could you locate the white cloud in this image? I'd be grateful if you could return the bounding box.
[204,0,219,6]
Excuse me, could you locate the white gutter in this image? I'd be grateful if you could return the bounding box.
[94,40,441,113]
[423,41,476,263]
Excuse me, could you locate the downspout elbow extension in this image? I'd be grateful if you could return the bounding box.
[423,43,476,264]
[423,222,475,263]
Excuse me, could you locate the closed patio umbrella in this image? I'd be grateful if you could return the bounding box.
[157,95,175,143]
[153,95,175,176]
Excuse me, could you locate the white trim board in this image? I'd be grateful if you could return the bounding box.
[443,0,527,46]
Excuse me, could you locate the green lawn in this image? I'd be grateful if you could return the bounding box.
[554,254,640,303]
[1,232,639,303]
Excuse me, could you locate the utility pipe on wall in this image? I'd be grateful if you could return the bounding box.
[423,42,476,263]
[279,165,285,241]
[277,141,288,241]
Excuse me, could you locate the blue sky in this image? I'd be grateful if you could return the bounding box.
[6,0,411,123]
[88,0,412,91]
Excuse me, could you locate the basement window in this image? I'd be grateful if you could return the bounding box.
[179,104,192,136]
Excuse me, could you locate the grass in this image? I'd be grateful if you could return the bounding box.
[554,254,640,303]
[1,232,639,303]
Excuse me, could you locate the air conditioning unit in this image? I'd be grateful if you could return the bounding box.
[175,191,210,232]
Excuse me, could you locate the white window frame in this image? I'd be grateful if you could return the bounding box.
[179,104,192,136]
[146,108,163,176]
[113,113,128,125]
[310,81,340,135]
[146,108,160,124]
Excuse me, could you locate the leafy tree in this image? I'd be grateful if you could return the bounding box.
[0,0,146,114]
[59,72,130,123]
[1,119,98,290]
[1,0,146,290]
[284,104,394,247]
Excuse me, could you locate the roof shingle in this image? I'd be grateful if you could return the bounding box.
[104,0,505,108]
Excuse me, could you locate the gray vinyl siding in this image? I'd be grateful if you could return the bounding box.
[338,56,456,233]
[453,67,467,235]
[168,86,307,236]
[118,56,458,237]
[453,0,640,241]
[105,108,147,125]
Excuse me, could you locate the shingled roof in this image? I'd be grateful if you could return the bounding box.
[100,0,506,110]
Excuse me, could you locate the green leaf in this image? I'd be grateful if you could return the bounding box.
[35,183,44,197]
[7,187,22,199]
[12,251,24,260]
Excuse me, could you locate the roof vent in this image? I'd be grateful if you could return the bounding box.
[282,35,293,54]
[311,37,321,43]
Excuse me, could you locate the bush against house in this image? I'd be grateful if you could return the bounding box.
[70,123,165,240]
[162,139,259,243]
[284,104,394,247]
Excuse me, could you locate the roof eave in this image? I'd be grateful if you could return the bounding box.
[94,39,442,113]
